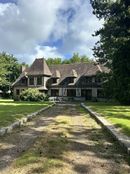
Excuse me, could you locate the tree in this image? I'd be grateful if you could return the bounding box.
[46,53,92,65]
[81,55,92,63]
[70,53,81,63]
[91,0,130,104]
[0,52,21,96]
[46,58,62,65]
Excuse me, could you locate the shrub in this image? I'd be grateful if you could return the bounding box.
[20,88,46,101]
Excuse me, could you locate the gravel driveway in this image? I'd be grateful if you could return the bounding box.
[0,104,130,174]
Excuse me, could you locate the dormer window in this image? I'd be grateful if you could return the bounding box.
[86,77,92,83]
[68,78,74,83]
[29,77,34,85]
[37,76,42,85]
[21,78,26,84]
[52,78,57,84]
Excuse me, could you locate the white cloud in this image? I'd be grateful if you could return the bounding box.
[0,0,64,53]
[59,0,103,58]
[0,3,10,15]
[0,0,102,63]
[16,45,64,64]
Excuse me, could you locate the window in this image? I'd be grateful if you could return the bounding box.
[68,78,74,83]
[37,76,42,85]
[52,78,57,84]
[97,89,105,98]
[16,89,20,95]
[86,77,92,83]
[29,77,34,85]
[95,77,102,83]
[21,78,26,84]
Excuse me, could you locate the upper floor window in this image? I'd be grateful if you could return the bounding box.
[29,77,34,85]
[37,76,42,85]
[68,78,74,83]
[86,77,92,83]
[52,78,57,84]
[21,78,26,84]
[95,77,102,83]
[16,89,20,95]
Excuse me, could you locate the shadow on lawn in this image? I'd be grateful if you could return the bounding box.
[23,127,130,174]
[0,104,78,171]
[0,104,129,174]
[99,110,130,121]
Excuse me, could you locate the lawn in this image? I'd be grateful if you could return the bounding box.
[0,99,51,127]
[86,102,130,136]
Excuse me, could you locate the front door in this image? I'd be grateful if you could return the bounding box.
[81,89,92,100]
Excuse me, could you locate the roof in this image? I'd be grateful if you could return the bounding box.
[52,70,61,78]
[27,58,52,76]
[12,58,109,87]
[70,69,78,77]
[12,69,28,86]
[49,62,104,79]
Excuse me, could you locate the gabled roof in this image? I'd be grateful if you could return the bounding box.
[27,58,52,76]
[12,68,28,86]
[70,69,78,77]
[52,70,61,78]
[49,62,105,79]
[49,62,109,86]
[12,58,109,87]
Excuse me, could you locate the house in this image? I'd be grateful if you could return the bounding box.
[12,58,109,101]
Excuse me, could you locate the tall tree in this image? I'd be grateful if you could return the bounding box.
[70,53,81,63]
[91,0,130,104]
[46,58,62,65]
[46,53,92,65]
[0,52,21,95]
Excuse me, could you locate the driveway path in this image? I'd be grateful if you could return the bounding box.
[0,104,130,174]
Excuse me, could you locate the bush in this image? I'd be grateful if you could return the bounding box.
[20,88,47,101]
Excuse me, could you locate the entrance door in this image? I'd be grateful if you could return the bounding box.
[81,89,92,100]
[67,89,76,97]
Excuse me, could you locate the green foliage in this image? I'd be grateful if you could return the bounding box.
[46,58,62,65]
[0,99,49,127]
[0,52,20,85]
[91,0,130,104]
[0,52,21,96]
[46,53,92,65]
[70,53,81,63]
[20,88,47,102]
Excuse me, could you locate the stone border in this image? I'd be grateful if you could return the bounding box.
[81,103,130,155]
[0,103,55,137]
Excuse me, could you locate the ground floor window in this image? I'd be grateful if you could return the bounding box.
[81,89,92,100]
[51,89,59,96]
[97,89,105,98]
[67,89,76,97]
[16,89,20,95]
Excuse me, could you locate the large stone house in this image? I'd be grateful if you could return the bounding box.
[12,58,109,101]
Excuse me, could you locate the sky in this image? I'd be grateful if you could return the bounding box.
[0,0,102,64]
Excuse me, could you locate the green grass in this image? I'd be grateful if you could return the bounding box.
[86,102,130,136]
[0,99,51,127]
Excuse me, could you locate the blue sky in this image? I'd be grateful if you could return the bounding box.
[0,0,102,63]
